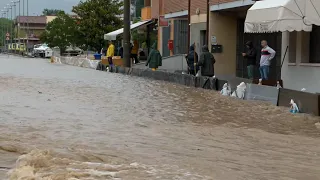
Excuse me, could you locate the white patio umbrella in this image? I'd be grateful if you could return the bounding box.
[245,0,320,33]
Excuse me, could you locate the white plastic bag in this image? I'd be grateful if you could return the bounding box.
[196,69,201,77]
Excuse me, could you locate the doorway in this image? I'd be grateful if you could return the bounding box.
[236,19,282,80]
[200,30,207,53]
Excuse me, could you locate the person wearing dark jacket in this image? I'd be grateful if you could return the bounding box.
[197,45,215,77]
[186,44,199,76]
[242,41,257,79]
[146,41,162,71]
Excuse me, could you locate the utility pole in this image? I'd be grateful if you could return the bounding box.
[206,0,209,45]
[187,0,191,53]
[12,1,17,53]
[5,8,9,52]
[8,4,12,47]
[123,0,131,67]
[26,0,29,53]
[22,0,25,51]
[3,12,5,50]
[1,11,3,49]
[17,0,20,50]
[1,12,3,50]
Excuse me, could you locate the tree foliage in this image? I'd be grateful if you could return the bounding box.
[42,9,63,16]
[0,18,13,46]
[40,11,81,51]
[40,0,123,52]
[72,0,123,51]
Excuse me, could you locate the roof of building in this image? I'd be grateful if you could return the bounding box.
[16,16,47,24]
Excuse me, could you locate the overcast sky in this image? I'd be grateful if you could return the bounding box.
[0,0,81,16]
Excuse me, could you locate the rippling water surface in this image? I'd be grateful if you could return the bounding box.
[0,55,320,180]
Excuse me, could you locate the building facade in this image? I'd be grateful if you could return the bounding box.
[15,16,47,46]
[281,28,320,93]
[209,0,282,79]
[149,0,320,92]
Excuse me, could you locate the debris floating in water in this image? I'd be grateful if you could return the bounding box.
[315,122,320,129]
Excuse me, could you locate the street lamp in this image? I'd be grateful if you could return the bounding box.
[11,1,17,53]
[16,0,20,50]
[22,0,25,50]
[1,10,4,50]
[6,4,12,47]
[4,7,9,52]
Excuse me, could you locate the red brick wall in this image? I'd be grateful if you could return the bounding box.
[164,0,188,14]
[191,0,207,16]
[151,0,160,18]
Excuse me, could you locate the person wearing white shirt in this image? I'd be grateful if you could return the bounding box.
[259,40,276,80]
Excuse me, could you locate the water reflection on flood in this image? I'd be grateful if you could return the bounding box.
[0,55,320,180]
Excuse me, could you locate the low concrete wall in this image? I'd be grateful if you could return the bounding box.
[114,68,319,116]
[134,54,188,73]
[54,56,100,69]
[245,84,279,105]
[117,67,221,90]
[278,88,320,116]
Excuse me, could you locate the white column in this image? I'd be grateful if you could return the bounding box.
[158,27,163,55]
[281,31,290,81]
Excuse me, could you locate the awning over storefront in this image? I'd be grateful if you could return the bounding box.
[104,20,153,40]
[245,0,320,33]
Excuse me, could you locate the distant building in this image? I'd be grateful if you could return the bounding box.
[46,16,57,24]
[15,16,47,46]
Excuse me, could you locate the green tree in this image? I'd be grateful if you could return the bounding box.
[0,18,13,46]
[40,11,81,51]
[42,9,63,16]
[72,0,123,51]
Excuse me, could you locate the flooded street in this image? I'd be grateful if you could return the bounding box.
[0,55,320,180]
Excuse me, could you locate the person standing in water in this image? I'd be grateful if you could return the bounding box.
[242,41,257,80]
[107,41,115,70]
[131,40,139,64]
[259,40,276,80]
[196,45,215,77]
[186,44,199,76]
[146,41,162,71]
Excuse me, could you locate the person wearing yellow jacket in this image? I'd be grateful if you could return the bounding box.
[107,41,115,68]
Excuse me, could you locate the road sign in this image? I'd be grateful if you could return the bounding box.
[6,37,9,40]
[6,33,10,37]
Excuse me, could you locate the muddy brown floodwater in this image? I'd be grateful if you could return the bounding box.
[0,55,320,180]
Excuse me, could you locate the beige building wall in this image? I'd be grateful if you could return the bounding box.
[158,27,163,54]
[190,14,207,24]
[210,12,237,76]
[190,14,207,54]
[46,16,57,24]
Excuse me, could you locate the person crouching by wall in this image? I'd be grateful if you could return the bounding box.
[146,41,162,71]
[107,41,115,71]
[195,45,216,77]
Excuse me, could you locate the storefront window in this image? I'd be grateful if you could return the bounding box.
[288,32,297,63]
[309,25,320,63]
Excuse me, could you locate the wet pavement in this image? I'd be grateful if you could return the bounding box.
[0,54,320,180]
